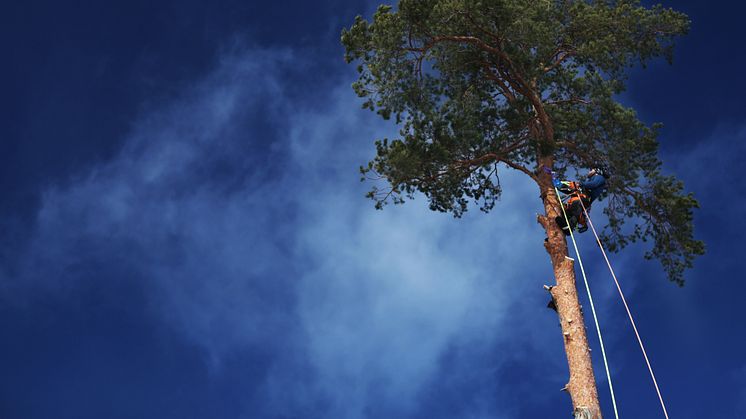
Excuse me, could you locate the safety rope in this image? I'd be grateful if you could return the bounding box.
[578,199,670,419]
[554,188,620,419]
[554,187,620,419]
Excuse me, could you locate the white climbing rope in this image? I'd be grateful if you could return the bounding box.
[579,199,670,419]
[554,187,620,419]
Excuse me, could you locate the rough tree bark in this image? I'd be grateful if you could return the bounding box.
[537,158,603,419]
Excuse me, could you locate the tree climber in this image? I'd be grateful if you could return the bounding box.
[555,168,610,235]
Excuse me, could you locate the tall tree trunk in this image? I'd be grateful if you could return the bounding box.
[537,161,603,419]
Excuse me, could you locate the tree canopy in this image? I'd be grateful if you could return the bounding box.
[342,0,703,285]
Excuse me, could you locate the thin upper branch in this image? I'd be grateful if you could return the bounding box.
[458,10,502,44]
[455,152,537,182]
[481,61,517,103]
[555,140,598,166]
[546,97,590,106]
[543,50,575,73]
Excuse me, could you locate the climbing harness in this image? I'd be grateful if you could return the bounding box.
[554,186,620,419]
[556,185,590,233]
[578,199,670,419]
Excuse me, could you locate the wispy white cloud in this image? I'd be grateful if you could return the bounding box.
[5,47,568,417]
[278,84,561,417]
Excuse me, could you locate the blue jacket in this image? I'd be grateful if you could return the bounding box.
[581,175,608,202]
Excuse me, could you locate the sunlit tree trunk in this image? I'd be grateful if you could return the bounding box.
[537,159,602,418]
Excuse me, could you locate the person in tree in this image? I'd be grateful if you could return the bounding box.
[554,168,610,235]
[343,1,703,415]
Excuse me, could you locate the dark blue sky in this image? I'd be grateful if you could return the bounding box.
[1,1,744,418]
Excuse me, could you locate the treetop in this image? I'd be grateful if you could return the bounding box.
[342,0,702,284]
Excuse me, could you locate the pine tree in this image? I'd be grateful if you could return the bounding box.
[342,1,703,417]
